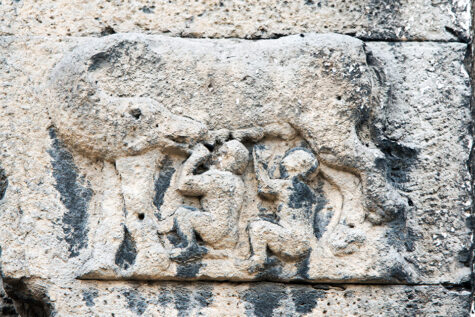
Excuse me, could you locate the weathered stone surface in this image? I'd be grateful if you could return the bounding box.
[0,0,471,41]
[0,33,471,303]
[365,41,472,285]
[1,281,470,316]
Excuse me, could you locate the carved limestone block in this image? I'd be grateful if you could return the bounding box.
[0,35,471,299]
[43,33,403,282]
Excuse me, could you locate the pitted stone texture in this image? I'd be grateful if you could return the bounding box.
[2,280,470,316]
[366,41,472,284]
[0,35,470,288]
[0,0,471,41]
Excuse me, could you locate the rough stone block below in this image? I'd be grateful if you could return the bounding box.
[2,280,470,316]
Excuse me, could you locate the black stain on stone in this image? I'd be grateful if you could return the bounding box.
[290,288,325,314]
[374,138,418,190]
[173,287,192,317]
[388,264,411,282]
[296,250,311,280]
[167,231,183,248]
[313,207,331,239]
[47,128,93,258]
[402,227,419,252]
[82,289,98,307]
[168,218,190,248]
[153,157,175,221]
[0,166,8,200]
[444,26,469,42]
[310,179,330,239]
[288,178,317,221]
[176,261,204,278]
[255,264,283,281]
[256,249,284,281]
[386,214,420,254]
[166,286,213,315]
[194,286,213,308]
[457,247,471,267]
[354,61,418,193]
[364,89,418,190]
[465,214,475,230]
[241,284,287,317]
[88,40,134,71]
[122,290,147,315]
[313,199,330,240]
[157,288,173,307]
[169,219,208,264]
[115,226,137,270]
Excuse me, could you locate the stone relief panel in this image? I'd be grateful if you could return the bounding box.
[0,32,471,315]
[45,33,418,282]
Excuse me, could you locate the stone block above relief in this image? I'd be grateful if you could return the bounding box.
[0,0,471,41]
[0,34,471,288]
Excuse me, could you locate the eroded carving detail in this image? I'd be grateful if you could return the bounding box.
[159,141,249,263]
[248,146,319,272]
[47,33,409,282]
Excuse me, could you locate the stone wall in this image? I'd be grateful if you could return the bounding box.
[0,1,473,316]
